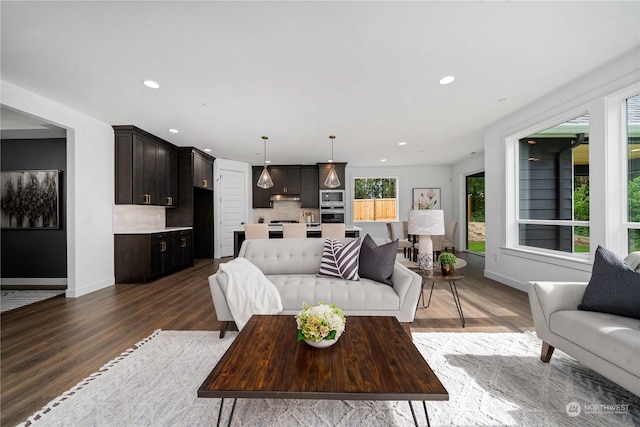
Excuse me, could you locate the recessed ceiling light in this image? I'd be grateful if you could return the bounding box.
[439,76,455,85]
[204,148,212,153]
[168,128,179,133]
[398,141,407,146]
[380,159,387,162]
[142,80,160,89]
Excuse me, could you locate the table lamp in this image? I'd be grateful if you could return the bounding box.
[408,209,445,271]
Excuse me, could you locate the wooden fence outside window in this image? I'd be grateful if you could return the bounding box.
[353,198,397,221]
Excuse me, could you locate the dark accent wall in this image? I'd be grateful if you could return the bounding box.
[1,139,67,280]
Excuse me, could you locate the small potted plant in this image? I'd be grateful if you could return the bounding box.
[296,302,346,349]
[258,215,264,223]
[438,252,458,275]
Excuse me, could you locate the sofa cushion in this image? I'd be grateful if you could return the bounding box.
[578,245,640,320]
[268,274,400,312]
[359,234,398,286]
[550,310,640,378]
[317,237,362,281]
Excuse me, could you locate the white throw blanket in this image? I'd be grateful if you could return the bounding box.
[218,257,283,330]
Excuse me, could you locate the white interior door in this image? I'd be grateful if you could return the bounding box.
[214,159,249,258]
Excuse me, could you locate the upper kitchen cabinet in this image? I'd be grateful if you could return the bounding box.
[300,165,319,208]
[114,125,178,206]
[252,166,272,208]
[318,162,347,190]
[270,165,300,195]
[193,151,214,190]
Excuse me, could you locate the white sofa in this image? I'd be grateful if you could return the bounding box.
[209,237,423,338]
[528,253,640,396]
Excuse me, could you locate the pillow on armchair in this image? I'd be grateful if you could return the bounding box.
[578,245,640,319]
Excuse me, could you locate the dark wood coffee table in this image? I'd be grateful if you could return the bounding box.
[198,315,448,426]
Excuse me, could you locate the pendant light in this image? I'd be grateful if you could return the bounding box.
[256,136,274,189]
[324,135,341,188]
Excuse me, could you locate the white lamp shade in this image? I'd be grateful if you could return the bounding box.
[408,209,445,235]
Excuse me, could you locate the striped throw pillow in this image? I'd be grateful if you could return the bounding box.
[317,237,362,281]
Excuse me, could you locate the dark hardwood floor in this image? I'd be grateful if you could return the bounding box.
[1,252,533,426]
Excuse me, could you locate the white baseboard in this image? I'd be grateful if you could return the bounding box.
[484,270,529,293]
[1,278,67,286]
[66,277,114,298]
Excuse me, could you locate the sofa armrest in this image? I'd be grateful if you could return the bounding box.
[208,271,234,322]
[528,281,588,341]
[392,262,423,323]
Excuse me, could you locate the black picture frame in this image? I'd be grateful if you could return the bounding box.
[1,170,60,229]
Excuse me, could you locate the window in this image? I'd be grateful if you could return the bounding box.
[353,177,398,222]
[517,113,590,253]
[627,94,640,252]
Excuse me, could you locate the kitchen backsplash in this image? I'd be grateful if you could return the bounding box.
[112,205,165,232]
[253,200,319,224]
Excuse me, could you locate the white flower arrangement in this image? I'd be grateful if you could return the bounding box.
[296,302,346,342]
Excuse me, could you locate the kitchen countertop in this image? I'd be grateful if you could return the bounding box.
[113,226,193,235]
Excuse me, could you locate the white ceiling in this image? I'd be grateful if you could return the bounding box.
[2,1,639,167]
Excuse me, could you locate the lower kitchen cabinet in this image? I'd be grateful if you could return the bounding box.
[115,230,193,283]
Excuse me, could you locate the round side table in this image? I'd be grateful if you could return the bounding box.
[409,268,466,328]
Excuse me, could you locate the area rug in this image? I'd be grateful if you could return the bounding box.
[0,290,65,313]
[19,330,639,426]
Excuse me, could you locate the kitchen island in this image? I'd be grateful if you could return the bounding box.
[232,224,362,258]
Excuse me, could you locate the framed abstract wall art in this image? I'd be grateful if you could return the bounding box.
[413,188,440,210]
[1,170,60,229]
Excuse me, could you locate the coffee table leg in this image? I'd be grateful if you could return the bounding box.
[216,398,237,427]
[423,401,431,427]
[408,401,432,427]
[448,281,466,327]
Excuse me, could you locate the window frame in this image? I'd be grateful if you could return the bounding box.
[507,108,592,259]
[351,176,400,223]
[624,92,640,251]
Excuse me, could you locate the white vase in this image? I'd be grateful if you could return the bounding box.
[304,331,342,349]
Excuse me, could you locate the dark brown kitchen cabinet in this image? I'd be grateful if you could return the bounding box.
[252,166,272,208]
[270,165,300,194]
[156,144,178,206]
[114,125,178,206]
[300,165,319,208]
[166,148,215,258]
[193,152,213,190]
[114,229,193,283]
[173,230,193,268]
[318,162,347,190]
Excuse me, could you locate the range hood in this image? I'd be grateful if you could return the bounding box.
[270,194,301,202]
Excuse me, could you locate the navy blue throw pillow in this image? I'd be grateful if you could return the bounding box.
[578,246,640,319]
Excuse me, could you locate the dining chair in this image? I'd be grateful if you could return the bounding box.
[282,223,307,238]
[244,223,269,239]
[386,222,413,258]
[441,221,458,253]
[321,223,345,238]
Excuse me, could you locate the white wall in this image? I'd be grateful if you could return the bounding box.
[2,81,115,297]
[345,164,453,238]
[483,49,640,292]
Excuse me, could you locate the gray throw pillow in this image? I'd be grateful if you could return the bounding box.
[578,245,640,320]
[358,234,398,286]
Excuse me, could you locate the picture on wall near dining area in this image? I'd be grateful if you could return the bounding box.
[413,188,440,210]
[1,170,60,229]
